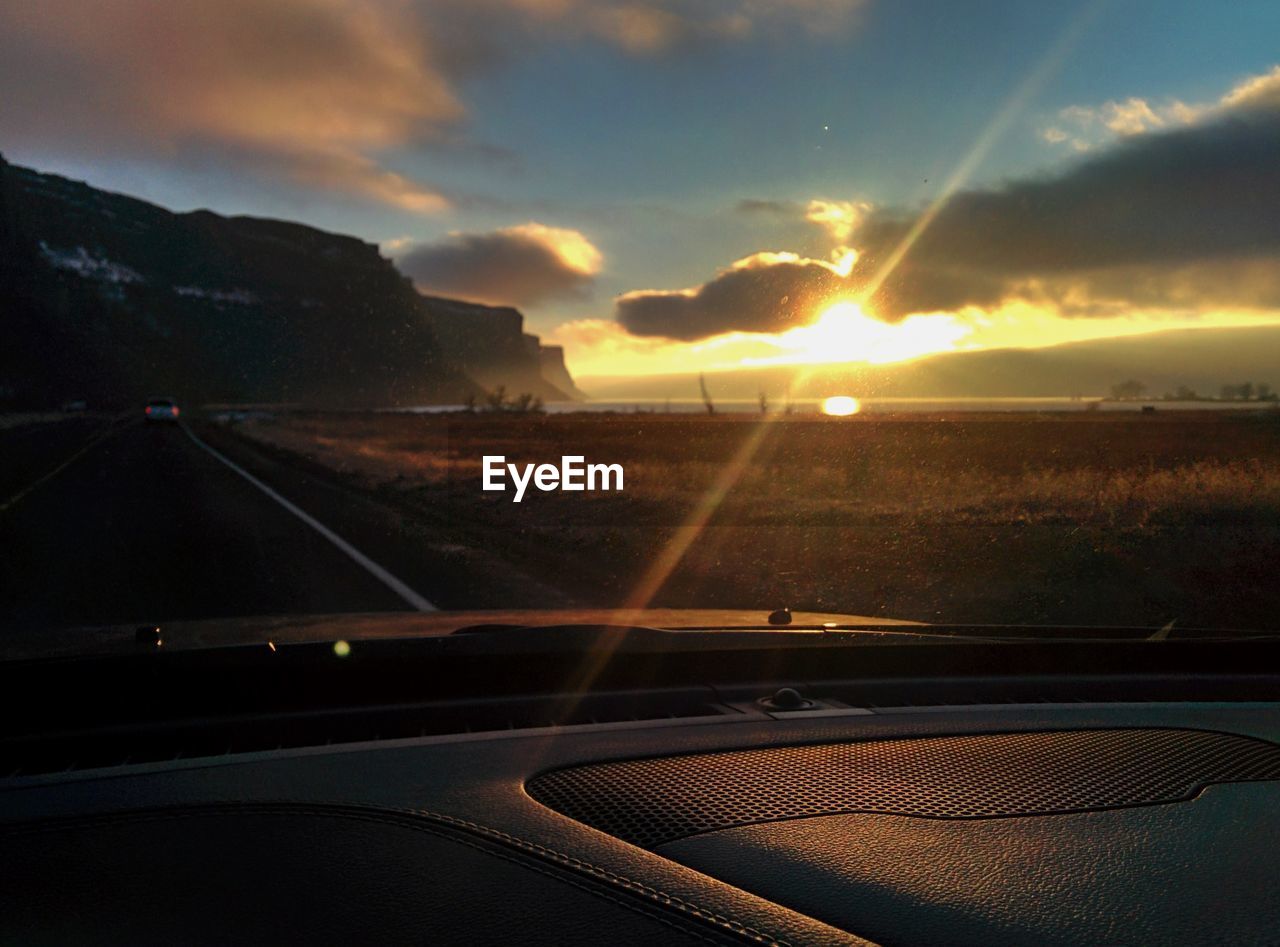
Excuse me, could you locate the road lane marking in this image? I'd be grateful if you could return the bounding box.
[181,424,438,612]
[0,419,125,515]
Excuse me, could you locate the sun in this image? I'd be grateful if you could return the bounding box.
[821,395,861,416]
[749,301,972,366]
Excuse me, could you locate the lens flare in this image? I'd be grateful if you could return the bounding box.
[821,396,861,416]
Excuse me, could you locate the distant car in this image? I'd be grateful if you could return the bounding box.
[144,398,180,422]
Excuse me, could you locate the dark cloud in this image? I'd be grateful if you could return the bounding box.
[856,85,1280,319]
[734,198,804,217]
[620,74,1280,338]
[617,253,855,339]
[396,223,602,308]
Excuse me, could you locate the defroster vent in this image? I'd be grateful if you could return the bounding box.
[526,728,1280,848]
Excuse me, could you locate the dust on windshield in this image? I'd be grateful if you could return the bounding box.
[2,1,1280,644]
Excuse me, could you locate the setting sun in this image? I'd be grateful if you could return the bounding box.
[741,302,973,368]
[821,395,862,416]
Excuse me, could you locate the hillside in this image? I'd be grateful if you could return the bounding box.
[581,324,1280,401]
[0,155,581,408]
[415,295,585,401]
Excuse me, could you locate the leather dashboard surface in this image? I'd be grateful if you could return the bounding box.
[5,703,1280,946]
[660,783,1280,946]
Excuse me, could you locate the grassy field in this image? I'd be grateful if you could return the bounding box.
[224,409,1280,629]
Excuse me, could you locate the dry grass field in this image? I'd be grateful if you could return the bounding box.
[224,409,1280,628]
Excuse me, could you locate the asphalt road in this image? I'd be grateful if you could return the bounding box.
[0,417,432,631]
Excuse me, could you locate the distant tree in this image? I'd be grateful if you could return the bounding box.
[1174,385,1198,401]
[699,373,716,416]
[463,393,477,413]
[758,390,769,415]
[513,392,535,413]
[1110,379,1146,400]
[485,385,508,411]
[1219,383,1258,401]
[1258,383,1275,402]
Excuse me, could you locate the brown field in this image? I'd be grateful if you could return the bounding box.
[222,409,1280,629]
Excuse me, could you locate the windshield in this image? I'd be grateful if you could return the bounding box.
[2,1,1280,656]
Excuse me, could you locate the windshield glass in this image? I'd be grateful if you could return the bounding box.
[3,1,1280,655]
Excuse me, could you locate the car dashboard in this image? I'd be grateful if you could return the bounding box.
[3,621,1280,946]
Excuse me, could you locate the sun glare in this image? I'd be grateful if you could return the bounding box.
[743,302,972,368]
[821,395,861,416]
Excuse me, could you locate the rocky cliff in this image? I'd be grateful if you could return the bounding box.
[538,344,587,400]
[0,155,581,408]
[414,295,576,400]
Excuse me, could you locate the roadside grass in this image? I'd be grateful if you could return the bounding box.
[227,411,1280,628]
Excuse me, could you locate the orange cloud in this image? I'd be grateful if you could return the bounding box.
[804,198,872,243]
[0,0,870,209]
[395,222,603,306]
[285,151,451,214]
[490,0,864,52]
[0,0,458,211]
[1221,64,1280,111]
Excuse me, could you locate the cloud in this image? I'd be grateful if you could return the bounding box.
[0,0,868,211]
[617,250,858,339]
[1221,64,1280,111]
[1040,65,1280,152]
[804,198,872,243]
[621,197,872,340]
[1045,98,1200,150]
[1101,97,1170,135]
[855,69,1280,319]
[562,0,865,52]
[616,64,1280,339]
[735,198,804,217]
[584,4,750,55]
[277,151,451,214]
[0,0,457,212]
[621,195,870,339]
[735,196,871,246]
[395,223,603,307]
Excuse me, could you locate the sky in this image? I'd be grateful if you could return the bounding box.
[3,0,1280,380]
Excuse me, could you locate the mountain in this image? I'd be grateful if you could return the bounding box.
[538,344,585,401]
[0,155,581,408]
[581,324,1280,401]
[415,295,586,401]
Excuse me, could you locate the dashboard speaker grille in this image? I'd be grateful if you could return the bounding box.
[526,728,1280,848]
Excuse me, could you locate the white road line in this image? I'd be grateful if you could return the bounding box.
[182,424,438,612]
[0,419,123,515]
